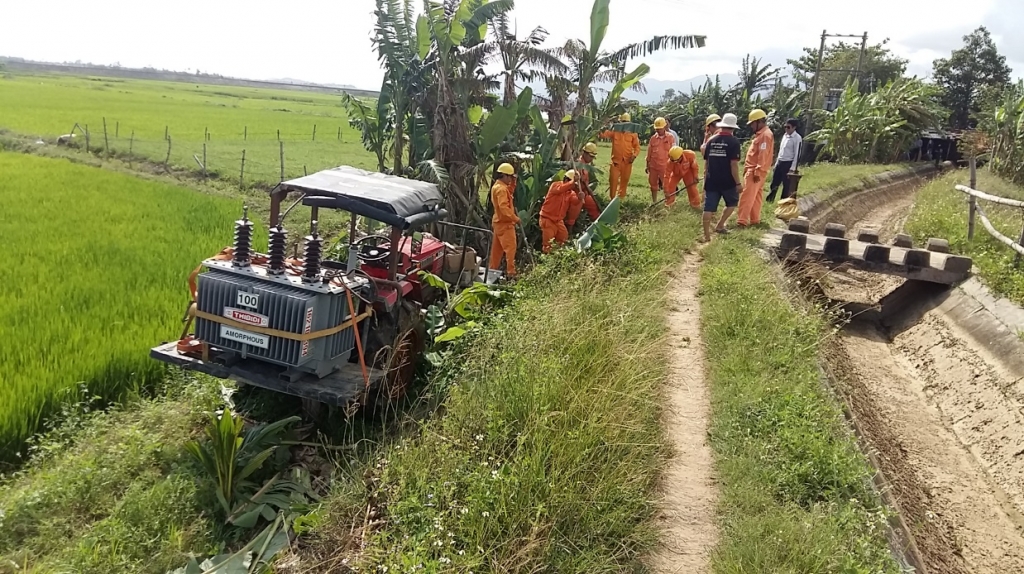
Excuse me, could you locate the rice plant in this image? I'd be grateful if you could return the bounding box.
[0,152,255,463]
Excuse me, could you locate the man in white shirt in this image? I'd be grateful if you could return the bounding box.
[767,118,802,202]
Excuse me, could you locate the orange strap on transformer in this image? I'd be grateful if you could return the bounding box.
[342,285,371,388]
[193,308,372,342]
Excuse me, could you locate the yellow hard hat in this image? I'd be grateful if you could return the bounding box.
[563,169,577,181]
[747,109,767,123]
[497,163,515,175]
[668,146,685,161]
[619,112,631,122]
[583,142,598,155]
[653,117,668,129]
[705,113,722,127]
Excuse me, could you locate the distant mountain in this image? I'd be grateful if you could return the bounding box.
[635,74,741,104]
[525,73,743,105]
[267,77,358,89]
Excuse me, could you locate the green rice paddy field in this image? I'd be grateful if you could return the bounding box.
[0,152,259,462]
[0,72,378,183]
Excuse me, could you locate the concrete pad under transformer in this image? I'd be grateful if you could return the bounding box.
[904,249,931,268]
[927,238,951,253]
[780,232,808,253]
[893,233,913,248]
[824,223,847,238]
[944,255,974,274]
[788,218,810,233]
[857,228,881,244]
[864,244,891,263]
[824,237,850,260]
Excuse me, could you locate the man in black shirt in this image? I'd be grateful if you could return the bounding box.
[701,112,742,242]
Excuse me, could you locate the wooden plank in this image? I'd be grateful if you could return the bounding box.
[955,184,1024,208]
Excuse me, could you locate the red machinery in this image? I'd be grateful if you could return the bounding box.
[151,166,495,410]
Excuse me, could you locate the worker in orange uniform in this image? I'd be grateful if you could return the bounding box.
[489,163,520,277]
[737,109,775,227]
[539,170,582,253]
[566,142,602,228]
[665,146,701,209]
[599,113,641,199]
[645,117,676,204]
[700,114,721,154]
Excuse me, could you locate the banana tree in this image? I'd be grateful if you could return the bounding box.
[556,0,706,157]
[341,92,391,173]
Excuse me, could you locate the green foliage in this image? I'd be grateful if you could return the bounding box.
[357,206,703,571]
[906,170,1024,305]
[788,38,908,96]
[341,92,390,172]
[700,236,899,573]
[169,514,291,574]
[0,375,223,573]
[0,153,258,464]
[418,271,512,363]
[184,409,299,519]
[587,222,626,252]
[932,26,1012,129]
[807,78,943,163]
[985,81,1024,183]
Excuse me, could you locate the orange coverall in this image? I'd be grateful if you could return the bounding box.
[737,126,775,226]
[664,150,700,208]
[599,129,641,199]
[565,160,601,227]
[645,132,676,193]
[539,181,579,253]
[489,178,520,276]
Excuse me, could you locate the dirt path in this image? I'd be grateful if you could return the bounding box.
[822,194,1024,573]
[648,254,718,573]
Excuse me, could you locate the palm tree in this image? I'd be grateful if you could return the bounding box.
[492,15,567,106]
[736,54,781,96]
[555,0,706,156]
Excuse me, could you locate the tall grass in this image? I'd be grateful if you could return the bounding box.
[700,235,898,572]
[0,72,378,182]
[309,209,702,571]
[0,373,224,573]
[906,169,1024,305]
[0,152,255,463]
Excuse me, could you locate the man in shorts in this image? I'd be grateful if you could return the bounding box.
[701,113,742,242]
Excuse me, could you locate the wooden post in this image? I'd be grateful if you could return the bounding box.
[128,130,134,167]
[102,117,109,155]
[84,124,90,153]
[239,149,246,188]
[277,129,280,141]
[115,121,119,138]
[164,137,172,172]
[304,165,308,176]
[204,127,208,141]
[164,125,168,140]
[337,126,341,141]
[312,124,317,141]
[1016,224,1024,268]
[244,126,247,141]
[968,156,977,241]
[279,140,285,181]
[202,143,207,179]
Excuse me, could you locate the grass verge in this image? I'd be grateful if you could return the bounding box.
[699,232,899,573]
[0,373,223,573]
[303,207,703,571]
[905,169,1024,305]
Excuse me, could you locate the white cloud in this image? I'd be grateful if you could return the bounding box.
[2,0,1021,90]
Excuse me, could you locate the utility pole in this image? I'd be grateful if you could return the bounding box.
[805,30,871,133]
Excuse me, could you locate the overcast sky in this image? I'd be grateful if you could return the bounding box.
[4,0,1023,90]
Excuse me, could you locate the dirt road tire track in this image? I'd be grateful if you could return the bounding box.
[648,253,718,573]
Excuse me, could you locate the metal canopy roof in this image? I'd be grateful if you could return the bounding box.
[274,166,445,228]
